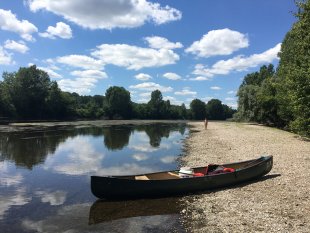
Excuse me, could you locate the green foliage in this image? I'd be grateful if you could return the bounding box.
[206,99,225,120]
[276,0,310,136]
[148,90,165,119]
[190,99,206,120]
[104,86,132,119]
[235,0,310,137]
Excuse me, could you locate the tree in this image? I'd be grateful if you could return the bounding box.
[206,99,225,120]
[4,66,50,119]
[104,86,132,119]
[148,90,165,119]
[190,99,206,120]
[276,0,310,136]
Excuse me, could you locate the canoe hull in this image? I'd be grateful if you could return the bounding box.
[91,156,273,199]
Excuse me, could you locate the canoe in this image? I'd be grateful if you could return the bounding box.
[91,155,273,199]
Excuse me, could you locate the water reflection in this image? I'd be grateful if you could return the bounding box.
[0,123,186,170]
[0,122,188,233]
[89,198,182,224]
[102,126,132,150]
[20,202,185,233]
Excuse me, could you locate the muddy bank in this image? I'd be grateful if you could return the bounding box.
[181,121,310,232]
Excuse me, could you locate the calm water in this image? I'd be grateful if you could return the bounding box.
[0,122,188,233]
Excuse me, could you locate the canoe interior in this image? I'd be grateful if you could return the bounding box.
[114,157,266,181]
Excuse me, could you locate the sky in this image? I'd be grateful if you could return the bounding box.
[0,0,298,108]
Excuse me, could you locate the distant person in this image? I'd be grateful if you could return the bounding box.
[204,118,208,130]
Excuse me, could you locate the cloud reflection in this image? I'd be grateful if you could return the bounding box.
[132,153,149,161]
[0,188,31,219]
[44,137,104,176]
[22,203,182,233]
[160,155,178,164]
[35,190,67,206]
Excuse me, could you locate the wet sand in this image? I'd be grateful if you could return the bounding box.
[181,121,310,232]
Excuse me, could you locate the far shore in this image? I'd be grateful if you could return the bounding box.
[180,121,310,232]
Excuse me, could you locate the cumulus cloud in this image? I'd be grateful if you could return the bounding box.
[192,43,281,78]
[37,66,62,79]
[4,40,29,53]
[39,22,72,39]
[129,82,173,92]
[70,69,108,79]
[174,87,197,96]
[91,44,179,70]
[189,76,211,81]
[186,28,249,58]
[144,36,183,49]
[163,72,181,80]
[163,96,183,105]
[0,9,37,41]
[28,0,181,30]
[0,46,13,65]
[210,86,222,90]
[56,55,103,70]
[135,73,152,81]
[57,68,107,94]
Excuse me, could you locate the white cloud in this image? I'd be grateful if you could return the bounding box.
[144,36,183,49]
[91,44,179,70]
[189,76,211,81]
[186,28,249,57]
[192,43,281,78]
[37,66,62,79]
[174,87,197,96]
[163,96,183,105]
[135,73,152,81]
[39,22,72,39]
[28,0,181,30]
[4,40,29,53]
[163,72,181,80]
[58,77,100,94]
[0,9,37,41]
[70,69,107,79]
[225,97,235,101]
[211,86,222,90]
[129,82,173,92]
[227,90,236,95]
[57,68,107,94]
[0,46,13,65]
[56,55,103,70]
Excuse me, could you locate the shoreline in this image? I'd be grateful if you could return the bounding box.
[180,121,310,232]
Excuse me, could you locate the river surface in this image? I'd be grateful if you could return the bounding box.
[0,122,188,233]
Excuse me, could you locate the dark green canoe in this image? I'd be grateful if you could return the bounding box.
[91,155,273,199]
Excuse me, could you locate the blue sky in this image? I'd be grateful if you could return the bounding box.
[0,0,297,108]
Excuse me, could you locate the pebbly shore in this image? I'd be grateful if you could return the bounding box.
[181,121,310,233]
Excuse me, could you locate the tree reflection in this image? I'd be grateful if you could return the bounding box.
[0,123,187,169]
[102,126,133,151]
[136,123,186,147]
[0,126,105,169]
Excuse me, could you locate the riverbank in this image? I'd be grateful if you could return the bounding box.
[181,121,310,232]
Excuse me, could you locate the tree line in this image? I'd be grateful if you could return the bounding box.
[0,65,235,121]
[235,1,310,137]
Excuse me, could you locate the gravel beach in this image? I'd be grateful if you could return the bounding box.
[181,121,310,233]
